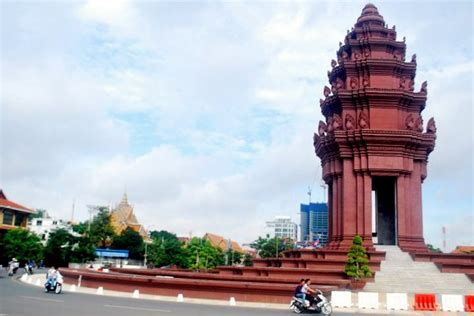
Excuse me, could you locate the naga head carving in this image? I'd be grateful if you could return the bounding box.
[345,114,356,130]
[427,117,437,134]
[323,86,331,97]
[318,120,327,136]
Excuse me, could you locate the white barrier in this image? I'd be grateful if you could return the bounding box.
[177,293,184,302]
[358,292,378,309]
[27,277,32,284]
[229,297,236,306]
[20,273,28,281]
[441,294,464,312]
[331,291,352,308]
[386,293,408,310]
[35,279,41,286]
[96,286,104,295]
[132,289,140,299]
[69,284,76,292]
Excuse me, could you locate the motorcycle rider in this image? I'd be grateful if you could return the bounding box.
[8,258,19,276]
[46,266,58,284]
[294,279,306,302]
[302,278,318,307]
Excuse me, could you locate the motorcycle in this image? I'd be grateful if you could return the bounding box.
[289,290,332,315]
[44,274,63,294]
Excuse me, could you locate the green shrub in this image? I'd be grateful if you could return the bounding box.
[344,235,373,280]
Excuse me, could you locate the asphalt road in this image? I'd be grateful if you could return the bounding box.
[0,270,388,316]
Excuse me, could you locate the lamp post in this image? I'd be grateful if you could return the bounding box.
[143,225,154,268]
[87,205,100,233]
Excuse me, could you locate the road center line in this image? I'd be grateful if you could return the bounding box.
[104,304,171,313]
[19,295,64,303]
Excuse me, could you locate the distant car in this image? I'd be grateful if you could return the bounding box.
[102,262,112,269]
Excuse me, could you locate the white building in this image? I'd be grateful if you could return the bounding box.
[29,213,70,243]
[264,216,298,241]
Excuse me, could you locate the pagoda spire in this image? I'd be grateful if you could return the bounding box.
[120,191,129,205]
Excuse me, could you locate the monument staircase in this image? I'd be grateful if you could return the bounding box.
[364,246,473,294]
[408,250,474,283]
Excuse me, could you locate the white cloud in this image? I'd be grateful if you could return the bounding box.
[79,0,133,27]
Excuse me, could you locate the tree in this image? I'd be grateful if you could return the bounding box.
[250,235,293,258]
[427,243,442,253]
[72,222,89,235]
[111,227,144,260]
[28,209,46,219]
[150,230,177,241]
[243,253,253,267]
[44,228,97,267]
[89,208,115,247]
[2,228,43,264]
[184,237,224,270]
[44,228,74,267]
[344,235,373,280]
[69,235,96,264]
[223,249,242,266]
[147,230,186,268]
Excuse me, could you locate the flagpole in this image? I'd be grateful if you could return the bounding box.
[275,237,278,257]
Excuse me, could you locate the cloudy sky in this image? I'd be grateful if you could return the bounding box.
[1,0,472,250]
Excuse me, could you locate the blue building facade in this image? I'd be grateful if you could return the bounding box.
[300,203,328,245]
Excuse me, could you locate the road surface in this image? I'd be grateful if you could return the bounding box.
[0,270,394,316]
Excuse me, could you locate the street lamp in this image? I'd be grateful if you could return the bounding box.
[87,205,100,233]
[143,225,154,268]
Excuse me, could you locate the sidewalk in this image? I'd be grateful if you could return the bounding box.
[19,273,470,315]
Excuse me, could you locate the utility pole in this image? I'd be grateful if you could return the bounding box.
[144,242,148,267]
[442,226,447,253]
[320,184,327,203]
[275,237,279,257]
[144,225,154,267]
[87,205,98,232]
[71,198,75,224]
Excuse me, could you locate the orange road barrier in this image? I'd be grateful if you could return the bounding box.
[465,295,474,312]
[413,294,437,311]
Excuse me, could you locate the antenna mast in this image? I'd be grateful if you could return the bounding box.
[320,183,327,203]
[71,198,75,223]
[442,226,447,252]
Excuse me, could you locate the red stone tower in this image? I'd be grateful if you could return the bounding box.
[314,4,437,252]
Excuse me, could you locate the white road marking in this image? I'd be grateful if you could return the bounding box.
[104,304,171,313]
[19,295,64,303]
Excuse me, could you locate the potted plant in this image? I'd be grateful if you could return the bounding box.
[344,235,373,290]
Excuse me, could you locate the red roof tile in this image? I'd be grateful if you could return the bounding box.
[451,246,474,254]
[0,190,35,213]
